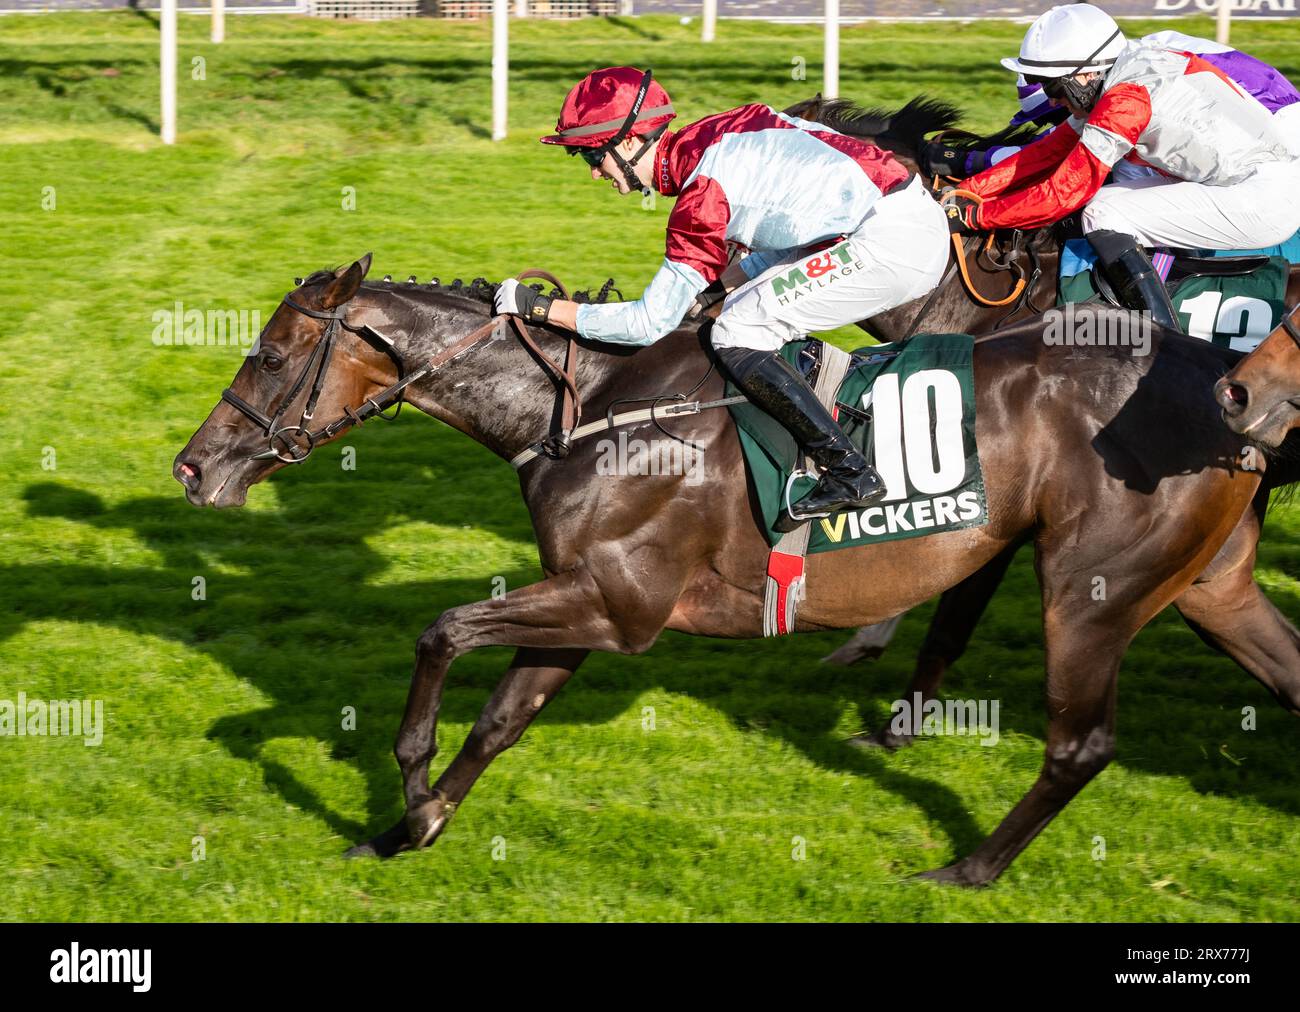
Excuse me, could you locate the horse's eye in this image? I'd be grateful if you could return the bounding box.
[262,354,284,373]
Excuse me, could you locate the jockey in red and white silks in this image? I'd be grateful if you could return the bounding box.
[574,103,949,352]
[946,4,1300,330]
[926,28,1300,179]
[964,45,1300,246]
[493,67,950,529]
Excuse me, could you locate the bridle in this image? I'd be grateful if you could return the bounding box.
[221,296,409,463]
[1280,302,1300,353]
[221,277,582,465]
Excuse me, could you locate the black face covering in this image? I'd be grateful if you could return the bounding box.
[1033,72,1106,114]
[1059,74,1107,113]
[1020,26,1122,116]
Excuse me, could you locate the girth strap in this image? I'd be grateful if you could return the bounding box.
[762,341,854,637]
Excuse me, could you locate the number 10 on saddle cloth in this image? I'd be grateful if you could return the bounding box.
[726,332,989,553]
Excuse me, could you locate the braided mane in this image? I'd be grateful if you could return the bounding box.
[299,267,620,305]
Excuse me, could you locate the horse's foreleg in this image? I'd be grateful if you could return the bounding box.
[346,645,588,860]
[404,646,587,848]
[1176,575,1300,717]
[350,568,676,857]
[916,605,1125,886]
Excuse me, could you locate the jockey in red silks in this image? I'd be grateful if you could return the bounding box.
[494,67,950,531]
[944,3,1300,331]
[922,25,1300,180]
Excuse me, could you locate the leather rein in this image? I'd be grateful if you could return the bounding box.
[220,270,582,465]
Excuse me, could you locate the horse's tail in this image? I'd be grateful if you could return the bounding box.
[784,94,962,153]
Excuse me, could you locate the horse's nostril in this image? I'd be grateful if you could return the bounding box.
[175,460,201,489]
[1216,379,1249,417]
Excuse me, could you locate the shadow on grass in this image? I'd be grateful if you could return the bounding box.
[8,412,1300,864]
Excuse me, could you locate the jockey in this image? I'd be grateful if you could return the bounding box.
[494,67,950,530]
[922,25,1300,179]
[944,3,1300,330]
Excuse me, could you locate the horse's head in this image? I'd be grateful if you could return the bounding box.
[1216,304,1300,448]
[173,253,407,507]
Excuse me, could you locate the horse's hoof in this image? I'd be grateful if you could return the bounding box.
[344,818,411,859]
[847,726,913,751]
[912,860,992,888]
[406,793,458,850]
[821,643,884,666]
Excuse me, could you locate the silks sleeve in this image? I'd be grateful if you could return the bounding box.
[575,258,709,347]
[962,119,1083,198]
[575,172,731,347]
[975,84,1153,231]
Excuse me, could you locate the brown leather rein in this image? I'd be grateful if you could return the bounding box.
[221,269,583,465]
[939,188,1028,309]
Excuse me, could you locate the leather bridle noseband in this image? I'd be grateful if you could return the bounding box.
[221,282,582,465]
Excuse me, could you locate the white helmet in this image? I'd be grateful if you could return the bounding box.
[1001,4,1127,79]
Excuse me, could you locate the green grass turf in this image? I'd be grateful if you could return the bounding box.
[1,12,1298,921]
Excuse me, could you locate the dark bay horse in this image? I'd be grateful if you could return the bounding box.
[174,256,1294,886]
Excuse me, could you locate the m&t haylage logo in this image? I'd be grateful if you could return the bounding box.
[771,242,866,305]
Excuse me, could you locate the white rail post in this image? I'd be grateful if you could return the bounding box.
[161,0,177,144]
[212,0,225,44]
[492,0,508,141]
[702,0,717,43]
[823,0,839,99]
[515,0,527,18]
[1216,0,1232,47]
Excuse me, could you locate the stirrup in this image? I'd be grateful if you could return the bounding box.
[782,468,834,524]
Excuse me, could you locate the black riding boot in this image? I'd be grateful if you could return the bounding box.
[717,346,887,532]
[1086,228,1182,332]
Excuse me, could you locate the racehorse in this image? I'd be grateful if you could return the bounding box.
[1219,302,1300,455]
[173,256,1295,885]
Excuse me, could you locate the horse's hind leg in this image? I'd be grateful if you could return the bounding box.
[852,541,1022,750]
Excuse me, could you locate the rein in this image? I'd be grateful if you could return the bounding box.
[221,271,585,465]
[903,182,1032,339]
[942,189,1027,308]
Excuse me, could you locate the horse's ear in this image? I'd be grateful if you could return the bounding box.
[320,254,371,309]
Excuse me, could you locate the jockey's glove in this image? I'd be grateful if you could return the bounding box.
[921,140,968,179]
[495,278,554,324]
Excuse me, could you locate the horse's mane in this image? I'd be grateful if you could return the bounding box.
[977,115,1063,152]
[783,94,963,152]
[299,268,620,306]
